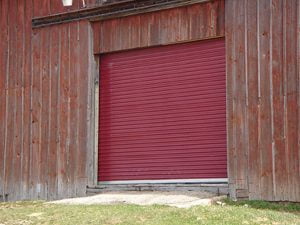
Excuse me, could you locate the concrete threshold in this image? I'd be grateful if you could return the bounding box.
[87,183,229,196]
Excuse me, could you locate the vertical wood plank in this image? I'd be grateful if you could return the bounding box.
[92,22,101,54]
[234,0,248,193]
[119,17,132,51]
[33,0,50,18]
[271,0,286,201]
[139,14,151,48]
[188,4,207,41]
[48,25,60,200]
[100,20,112,53]
[0,0,8,200]
[285,0,299,202]
[40,28,51,199]
[225,0,237,199]
[297,0,300,203]
[109,19,121,52]
[160,8,176,44]
[5,0,17,201]
[69,22,80,197]
[0,0,8,90]
[50,0,65,15]
[58,24,71,199]
[149,12,161,47]
[206,0,218,37]
[31,28,42,199]
[22,0,33,201]
[246,0,260,200]
[11,0,26,200]
[78,21,91,193]
[130,15,141,50]
[216,0,225,37]
[258,0,274,201]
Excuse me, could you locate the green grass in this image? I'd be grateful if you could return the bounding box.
[0,199,299,225]
[224,199,300,212]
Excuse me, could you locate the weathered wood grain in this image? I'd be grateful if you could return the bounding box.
[285,0,299,202]
[31,28,42,199]
[40,28,51,199]
[33,0,50,18]
[258,0,273,201]
[79,21,93,193]
[226,0,300,201]
[47,25,60,200]
[69,22,80,197]
[224,0,235,199]
[57,24,71,199]
[246,0,260,200]
[297,0,300,204]
[13,0,25,200]
[0,0,9,200]
[234,0,248,193]
[0,0,93,201]
[0,0,299,203]
[93,1,225,54]
[271,0,286,201]
[22,0,33,200]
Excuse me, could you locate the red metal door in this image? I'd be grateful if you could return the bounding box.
[98,38,227,183]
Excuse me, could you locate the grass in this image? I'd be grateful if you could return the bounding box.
[0,199,299,225]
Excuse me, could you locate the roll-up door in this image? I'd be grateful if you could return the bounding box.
[98,38,227,183]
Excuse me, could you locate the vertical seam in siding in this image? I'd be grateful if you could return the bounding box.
[67,24,71,197]
[232,0,237,192]
[297,0,300,202]
[47,28,52,199]
[270,0,276,200]
[74,22,80,195]
[244,0,249,195]
[10,0,17,200]
[21,0,26,199]
[257,0,262,200]
[282,0,289,201]
[38,29,43,199]
[245,1,248,108]
[56,27,62,199]
[90,23,99,186]
[29,2,34,199]
[3,0,10,199]
[87,22,98,186]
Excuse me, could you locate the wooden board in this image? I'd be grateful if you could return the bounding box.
[93,0,225,53]
[0,0,93,201]
[0,0,299,202]
[226,0,300,201]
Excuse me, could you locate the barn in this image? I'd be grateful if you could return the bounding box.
[0,0,299,202]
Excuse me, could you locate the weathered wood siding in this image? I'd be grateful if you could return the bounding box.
[226,0,300,202]
[0,0,95,201]
[93,0,225,53]
[0,0,225,201]
[1,0,300,203]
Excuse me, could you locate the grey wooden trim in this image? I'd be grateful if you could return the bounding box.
[86,24,99,187]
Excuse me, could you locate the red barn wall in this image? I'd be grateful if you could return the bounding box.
[0,0,299,202]
[92,0,225,53]
[0,0,95,201]
[226,0,300,201]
